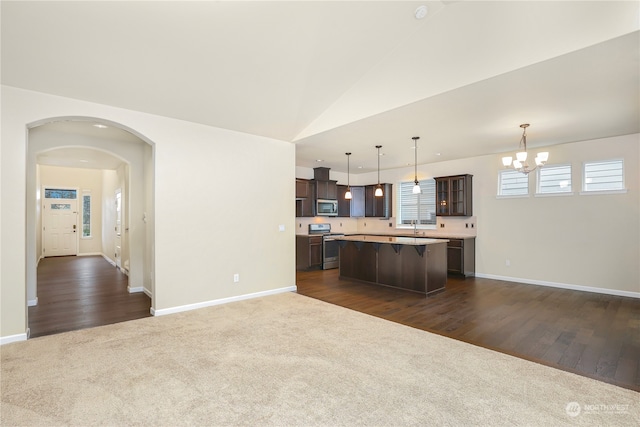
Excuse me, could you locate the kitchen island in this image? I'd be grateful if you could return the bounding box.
[335,235,449,296]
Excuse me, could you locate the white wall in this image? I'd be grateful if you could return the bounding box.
[297,133,639,296]
[1,86,295,340]
[101,169,119,265]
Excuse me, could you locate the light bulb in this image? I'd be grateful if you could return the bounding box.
[538,151,549,162]
[516,151,527,162]
[412,183,421,194]
[345,190,352,200]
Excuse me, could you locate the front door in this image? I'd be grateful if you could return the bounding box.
[43,188,78,257]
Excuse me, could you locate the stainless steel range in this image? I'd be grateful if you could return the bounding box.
[308,223,345,270]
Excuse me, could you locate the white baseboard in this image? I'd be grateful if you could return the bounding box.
[102,254,116,267]
[1,332,28,345]
[151,285,297,317]
[78,252,103,257]
[128,286,144,293]
[475,273,640,299]
[28,297,38,307]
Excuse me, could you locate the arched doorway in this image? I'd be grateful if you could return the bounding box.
[26,117,155,337]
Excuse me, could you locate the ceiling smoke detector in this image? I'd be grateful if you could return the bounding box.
[415,5,428,19]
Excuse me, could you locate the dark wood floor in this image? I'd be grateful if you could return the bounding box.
[296,269,640,392]
[29,256,152,338]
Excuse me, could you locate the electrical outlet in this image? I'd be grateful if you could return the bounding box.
[465,223,469,228]
[440,223,445,228]
[389,222,392,227]
[233,273,240,283]
[471,223,474,228]
[505,260,510,267]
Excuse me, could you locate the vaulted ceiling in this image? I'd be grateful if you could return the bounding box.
[2,1,638,173]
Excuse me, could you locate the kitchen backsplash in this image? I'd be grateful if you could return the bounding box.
[296,216,477,237]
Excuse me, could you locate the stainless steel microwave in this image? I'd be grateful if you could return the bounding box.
[316,199,338,216]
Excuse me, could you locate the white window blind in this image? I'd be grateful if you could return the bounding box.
[584,160,624,191]
[537,164,572,194]
[398,179,436,225]
[498,170,528,196]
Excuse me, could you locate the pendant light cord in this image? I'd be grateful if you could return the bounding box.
[413,137,419,184]
[376,145,382,185]
[346,152,351,189]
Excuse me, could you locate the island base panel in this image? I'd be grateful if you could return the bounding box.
[339,241,447,295]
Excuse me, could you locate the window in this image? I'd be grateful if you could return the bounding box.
[583,160,624,192]
[537,164,572,194]
[82,193,91,238]
[51,203,71,210]
[398,179,436,226]
[44,188,77,199]
[498,170,528,196]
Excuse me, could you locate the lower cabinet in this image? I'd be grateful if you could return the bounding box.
[446,237,475,277]
[296,235,323,270]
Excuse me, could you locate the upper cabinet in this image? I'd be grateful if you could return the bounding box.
[337,185,365,217]
[311,167,338,200]
[295,179,314,217]
[435,174,473,216]
[295,179,310,199]
[314,179,338,200]
[365,183,392,217]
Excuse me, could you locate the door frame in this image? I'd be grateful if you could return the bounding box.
[114,187,123,270]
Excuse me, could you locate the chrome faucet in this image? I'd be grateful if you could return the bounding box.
[413,220,418,236]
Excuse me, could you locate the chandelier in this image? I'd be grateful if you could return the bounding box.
[501,124,549,175]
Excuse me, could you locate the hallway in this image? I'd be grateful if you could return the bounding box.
[29,256,151,338]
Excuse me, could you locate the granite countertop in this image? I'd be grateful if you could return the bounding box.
[361,231,476,239]
[334,234,448,246]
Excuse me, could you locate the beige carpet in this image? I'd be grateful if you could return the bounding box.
[1,292,638,426]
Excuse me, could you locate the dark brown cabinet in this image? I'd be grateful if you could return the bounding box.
[296,235,323,270]
[365,183,392,217]
[314,179,338,200]
[337,185,350,217]
[295,179,310,199]
[446,237,475,277]
[295,178,314,217]
[435,174,472,216]
[296,199,314,217]
[337,185,365,217]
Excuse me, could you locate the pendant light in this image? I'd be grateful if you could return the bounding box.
[375,145,383,197]
[345,152,352,200]
[412,137,421,194]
